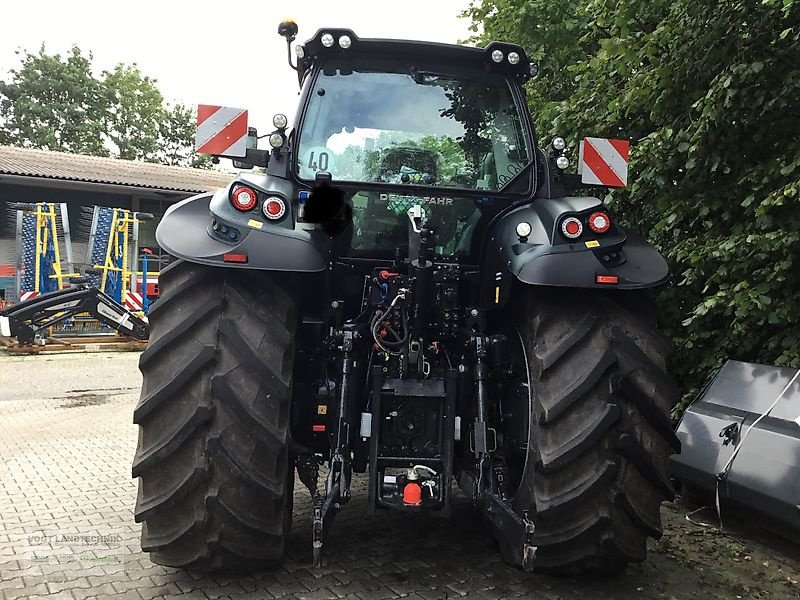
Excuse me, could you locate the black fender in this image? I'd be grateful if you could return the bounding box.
[481,197,670,307]
[156,185,329,272]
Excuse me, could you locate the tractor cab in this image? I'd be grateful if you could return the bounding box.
[288,30,536,260]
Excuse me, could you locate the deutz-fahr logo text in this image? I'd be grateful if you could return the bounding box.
[379,193,454,206]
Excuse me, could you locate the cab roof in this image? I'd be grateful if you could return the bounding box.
[296,28,532,84]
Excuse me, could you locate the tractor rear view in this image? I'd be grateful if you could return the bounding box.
[132,21,679,574]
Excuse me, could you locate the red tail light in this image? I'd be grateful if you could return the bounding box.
[560,216,583,239]
[588,212,611,234]
[230,186,258,212]
[262,196,286,220]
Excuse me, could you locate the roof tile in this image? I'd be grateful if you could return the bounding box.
[0,145,234,193]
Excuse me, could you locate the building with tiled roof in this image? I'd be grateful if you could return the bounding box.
[0,146,236,301]
[0,145,232,194]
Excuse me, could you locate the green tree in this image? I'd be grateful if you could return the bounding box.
[102,63,164,161]
[157,102,211,168]
[0,46,107,155]
[466,0,800,410]
[0,46,208,168]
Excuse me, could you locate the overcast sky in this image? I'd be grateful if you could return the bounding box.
[0,0,474,146]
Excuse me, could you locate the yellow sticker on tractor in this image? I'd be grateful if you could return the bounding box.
[317,405,328,415]
[247,219,263,229]
[585,240,600,248]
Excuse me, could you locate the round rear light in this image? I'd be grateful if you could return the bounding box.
[263,197,286,220]
[231,186,258,212]
[560,216,583,239]
[588,211,611,234]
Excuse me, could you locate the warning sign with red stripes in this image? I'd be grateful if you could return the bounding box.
[19,291,40,302]
[125,291,143,311]
[579,137,630,187]
[195,105,248,157]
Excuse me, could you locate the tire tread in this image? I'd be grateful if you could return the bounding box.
[511,288,679,573]
[132,260,295,570]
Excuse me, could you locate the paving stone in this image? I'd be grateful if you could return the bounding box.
[47,576,91,593]
[23,592,77,600]
[136,582,182,600]
[355,587,403,600]
[3,582,50,600]
[0,576,25,591]
[73,583,118,600]
[1,351,794,600]
[203,583,248,599]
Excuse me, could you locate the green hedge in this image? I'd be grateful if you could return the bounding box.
[465,0,800,412]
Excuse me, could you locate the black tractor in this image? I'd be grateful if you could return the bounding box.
[132,22,680,574]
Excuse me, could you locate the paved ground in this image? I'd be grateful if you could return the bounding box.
[1,351,799,600]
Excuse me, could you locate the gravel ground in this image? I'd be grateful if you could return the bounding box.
[0,350,798,600]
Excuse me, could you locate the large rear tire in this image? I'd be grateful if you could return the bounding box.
[132,260,296,570]
[510,287,680,573]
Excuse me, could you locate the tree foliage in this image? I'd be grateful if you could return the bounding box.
[0,46,107,155]
[157,102,212,169]
[466,0,800,410]
[0,46,209,168]
[101,63,164,161]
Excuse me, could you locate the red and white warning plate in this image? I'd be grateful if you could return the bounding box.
[195,105,248,157]
[124,291,143,311]
[579,137,630,187]
[19,291,40,302]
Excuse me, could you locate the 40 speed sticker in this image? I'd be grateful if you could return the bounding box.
[300,146,335,179]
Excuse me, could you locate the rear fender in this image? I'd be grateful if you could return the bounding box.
[481,197,670,308]
[156,177,329,272]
